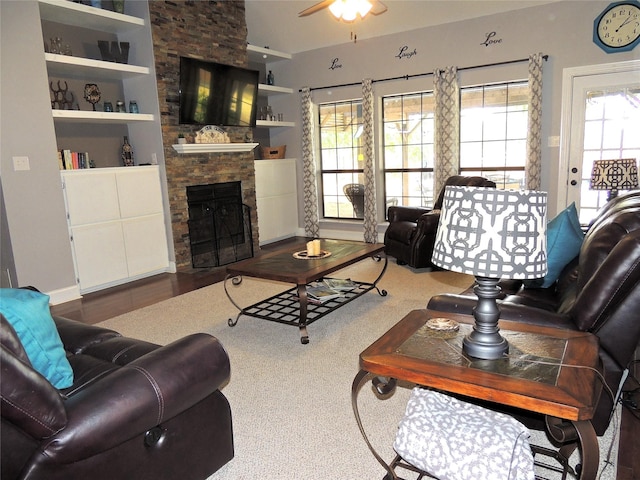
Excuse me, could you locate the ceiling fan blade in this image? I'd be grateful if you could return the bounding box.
[370,0,387,15]
[298,0,334,17]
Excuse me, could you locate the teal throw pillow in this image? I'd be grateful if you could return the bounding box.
[0,288,73,389]
[526,202,584,289]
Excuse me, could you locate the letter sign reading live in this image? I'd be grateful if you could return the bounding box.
[329,58,343,70]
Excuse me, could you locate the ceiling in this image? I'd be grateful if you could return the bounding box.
[245,0,561,55]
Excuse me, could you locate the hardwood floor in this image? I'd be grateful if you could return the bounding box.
[50,237,638,480]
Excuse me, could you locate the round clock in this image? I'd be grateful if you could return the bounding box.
[594,0,640,53]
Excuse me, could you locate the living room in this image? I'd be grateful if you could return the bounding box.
[1,0,639,479]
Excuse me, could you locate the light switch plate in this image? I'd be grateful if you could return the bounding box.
[12,156,30,171]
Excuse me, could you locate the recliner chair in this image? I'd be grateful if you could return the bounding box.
[1,312,234,480]
[343,183,365,219]
[384,175,496,268]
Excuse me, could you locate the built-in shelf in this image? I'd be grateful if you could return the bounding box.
[52,110,154,123]
[258,84,293,96]
[45,53,150,80]
[247,44,291,64]
[38,0,144,32]
[172,143,259,154]
[256,120,295,128]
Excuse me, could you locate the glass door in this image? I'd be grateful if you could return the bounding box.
[558,61,640,225]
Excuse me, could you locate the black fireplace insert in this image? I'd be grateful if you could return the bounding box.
[186,182,253,268]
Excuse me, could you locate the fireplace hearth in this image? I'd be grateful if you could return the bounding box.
[186,182,253,268]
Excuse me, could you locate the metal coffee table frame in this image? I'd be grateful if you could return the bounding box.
[224,240,388,344]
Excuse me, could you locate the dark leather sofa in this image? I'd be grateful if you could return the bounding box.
[428,190,640,436]
[384,175,496,268]
[1,314,234,480]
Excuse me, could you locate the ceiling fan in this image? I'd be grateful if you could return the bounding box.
[299,0,388,22]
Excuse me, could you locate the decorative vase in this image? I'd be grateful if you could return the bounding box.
[112,0,124,14]
[121,136,134,166]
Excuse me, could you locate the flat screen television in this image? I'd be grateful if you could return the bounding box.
[179,57,259,127]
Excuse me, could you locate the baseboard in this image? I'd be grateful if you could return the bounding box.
[47,285,81,305]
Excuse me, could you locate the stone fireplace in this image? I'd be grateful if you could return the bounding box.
[148,1,260,269]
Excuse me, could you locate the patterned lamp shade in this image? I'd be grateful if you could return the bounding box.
[432,187,548,280]
[590,159,639,192]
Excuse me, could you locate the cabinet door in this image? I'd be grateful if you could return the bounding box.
[121,214,169,276]
[116,167,164,218]
[254,159,298,244]
[71,221,128,291]
[63,171,120,226]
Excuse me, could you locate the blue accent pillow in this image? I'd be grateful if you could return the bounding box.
[0,289,73,389]
[526,202,584,289]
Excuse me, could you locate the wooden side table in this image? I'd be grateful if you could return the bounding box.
[351,309,603,480]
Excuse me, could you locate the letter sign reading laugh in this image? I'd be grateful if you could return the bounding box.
[396,45,418,59]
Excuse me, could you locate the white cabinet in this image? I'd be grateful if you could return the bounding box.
[254,159,299,245]
[62,167,170,292]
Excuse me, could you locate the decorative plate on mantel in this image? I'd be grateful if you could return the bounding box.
[195,125,230,144]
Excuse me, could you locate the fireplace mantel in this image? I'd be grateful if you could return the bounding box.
[172,143,259,154]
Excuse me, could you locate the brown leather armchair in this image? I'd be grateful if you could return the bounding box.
[428,190,640,437]
[1,313,234,480]
[384,175,496,268]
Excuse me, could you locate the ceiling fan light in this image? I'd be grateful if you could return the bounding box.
[357,0,373,17]
[328,0,345,19]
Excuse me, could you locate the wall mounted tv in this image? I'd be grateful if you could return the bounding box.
[179,57,259,127]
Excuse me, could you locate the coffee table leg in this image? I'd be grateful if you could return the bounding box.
[371,253,389,297]
[297,283,310,344]
[224,274,244,327]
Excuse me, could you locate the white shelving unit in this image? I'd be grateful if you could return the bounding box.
[248,44,294,129]
[40,0,172,293]
[40,1,156,127]
[45,53,150,79]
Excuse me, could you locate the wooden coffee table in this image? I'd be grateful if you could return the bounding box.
[351,308,603,480]
[224,239,387,344]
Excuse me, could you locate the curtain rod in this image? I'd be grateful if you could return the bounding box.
[298,55,548,93]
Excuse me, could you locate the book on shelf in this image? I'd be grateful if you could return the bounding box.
[58,149,92,170]
[323,278,357,292]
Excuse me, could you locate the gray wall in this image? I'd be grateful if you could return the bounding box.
[264,0,639,226]
[1,1,77,296]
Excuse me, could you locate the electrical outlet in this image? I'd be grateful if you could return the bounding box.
[12,156,30,171]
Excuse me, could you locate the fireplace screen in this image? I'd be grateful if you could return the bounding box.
[187,182,253,268]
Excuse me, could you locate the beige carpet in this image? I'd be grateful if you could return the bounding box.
[98,260,619,480]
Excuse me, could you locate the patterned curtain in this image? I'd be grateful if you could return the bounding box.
[526,53,544,190]
[362,78,377,243]
[434,66,460,198]
[300,87,319,237]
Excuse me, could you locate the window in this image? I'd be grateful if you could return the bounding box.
[460,82,529,189]
[318,100,364,219]
[382,92,436,209]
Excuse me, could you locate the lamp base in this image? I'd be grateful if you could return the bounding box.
[463,276,509,360]
[462,333,509,360]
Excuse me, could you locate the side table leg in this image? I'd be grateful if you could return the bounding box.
[351,369,398,480]
[297,283,310,344]
[572,420,599,480]
[545,416,599,480]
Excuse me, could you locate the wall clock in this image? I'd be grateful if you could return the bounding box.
[593,0,640,53]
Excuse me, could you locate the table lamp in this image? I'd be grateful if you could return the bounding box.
[431,186,547,360]
[590,158,639,201]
